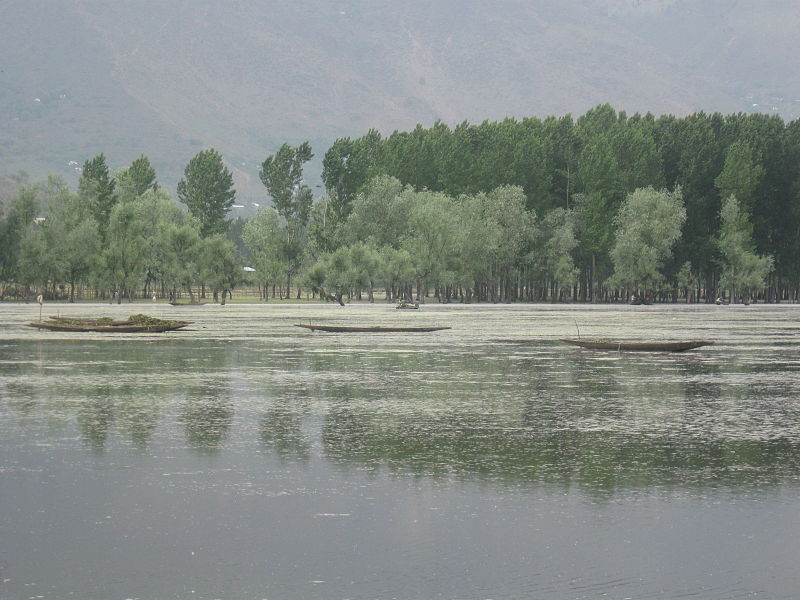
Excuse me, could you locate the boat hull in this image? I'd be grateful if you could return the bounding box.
[560,338,714,352]
[29,316,190,333]
[295,324,450,333]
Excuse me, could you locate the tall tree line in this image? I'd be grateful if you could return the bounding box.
[1,105,797,303]
[321,105,800,301]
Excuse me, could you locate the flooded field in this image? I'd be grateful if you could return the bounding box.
[2,301,800,599]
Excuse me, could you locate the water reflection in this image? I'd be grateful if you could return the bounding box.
[179,393,234,454]
[2,312,800,494]
[76,393,114,452]
[259,399,310,461]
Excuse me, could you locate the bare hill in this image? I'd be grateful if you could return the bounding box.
[1,0,797,203]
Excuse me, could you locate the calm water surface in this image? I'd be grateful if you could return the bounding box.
[1,302,800,599]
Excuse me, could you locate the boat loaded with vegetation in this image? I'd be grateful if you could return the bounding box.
[28,314,191,333]
[560,339,715,352]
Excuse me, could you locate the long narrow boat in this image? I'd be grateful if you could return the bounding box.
[28,315,191,333]
[560,338,714,352]
[169,302,206,307]
[295,324,450,333]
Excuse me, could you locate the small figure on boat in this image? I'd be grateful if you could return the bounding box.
[396,298,419,309]
[629,293,652,305]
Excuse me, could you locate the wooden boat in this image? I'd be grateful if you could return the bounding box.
[28,314,191,333]
[169,301,206,306]
[295,324,450,333]
[560,338,714,352]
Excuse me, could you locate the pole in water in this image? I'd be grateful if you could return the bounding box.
[574,319,581,339]
[37,294,43,322]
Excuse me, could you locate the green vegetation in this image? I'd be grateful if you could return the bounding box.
[1,105,798,303]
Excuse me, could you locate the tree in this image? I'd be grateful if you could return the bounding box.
[343,175,409,248]
[164,222,202,302]
[378,247,416,301]
[670,113,726,286]
[614,126,664,193]
[714,141,763,218]
[716,194,773,302]
[460,186,535,302]
[44,190,101,302]
[177,148,236,237]
[17,223,54,292]
[131,189,188,298]
[609,187,686,295]
[104,201,150,301]
[79,154,117,240]
[574,135,622,298]
[199,235,241,304]
[259,142,314,222]
[0,185,40,295]
[540,208,579,300]
[259,142,314,296]
[243,208,287,300]
[302,243,382,305]
[403,190,463,301]
[322,130,382,221]
[116,155,158,201]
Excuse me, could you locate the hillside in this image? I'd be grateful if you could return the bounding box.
[1,0,798,204]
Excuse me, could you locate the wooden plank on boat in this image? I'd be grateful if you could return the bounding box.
[295,324,450,333]
[560,338,714,352]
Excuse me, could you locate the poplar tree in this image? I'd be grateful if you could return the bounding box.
[177,148,236,237]
[79,153,116,240]
[259,142,314,296]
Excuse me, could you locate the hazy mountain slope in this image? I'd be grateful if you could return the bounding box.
[1,0,796,203]
[603,0,800,112]
[0,1,195,180]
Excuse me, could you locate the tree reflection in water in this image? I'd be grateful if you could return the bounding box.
[179,388,234,454]
[259,400,310,462]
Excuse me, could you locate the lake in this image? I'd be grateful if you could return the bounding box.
[1,301,799,599]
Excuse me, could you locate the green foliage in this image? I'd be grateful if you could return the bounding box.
[177,148,236,237]
[0,185,40,287]
[259,142,314,224]
[714,142,763,217]
[79,154,117,240]
[243,208,286,295]
[322,130,382,221]
[343,175,409,248]
[609,187,686,292]
[199,235,241,302]
[5,104,800,303]
[46,191,101,300]
[258,142,315,295]
[716,195,774,299]
[157,222,200,300]
[116,155,158,202]
[378,247,415,294]
[540,208,579,295]
[305,242,382,302]
[403,190,463,290]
